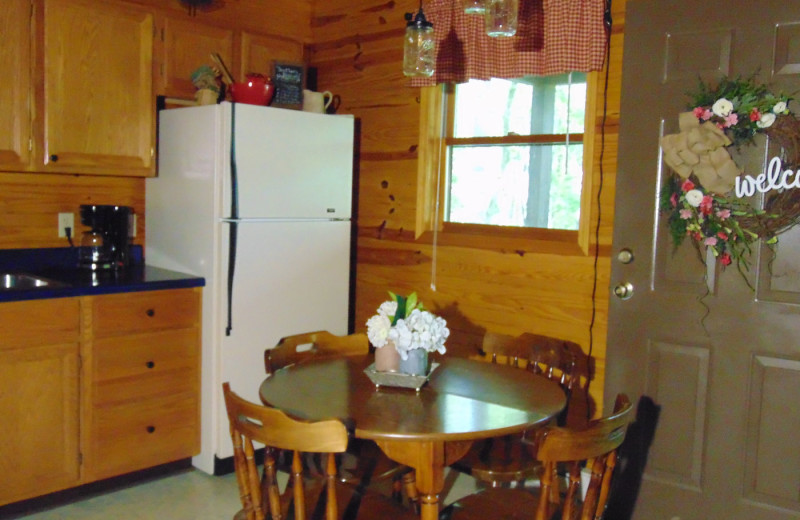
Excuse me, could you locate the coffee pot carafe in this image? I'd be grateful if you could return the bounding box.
[78,205,132,271]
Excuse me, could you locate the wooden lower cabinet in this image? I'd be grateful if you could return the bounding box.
[0,298,81,506]
[83,288,202,481]
[0,287,201,507]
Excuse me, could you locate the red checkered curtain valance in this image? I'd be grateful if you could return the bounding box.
[411,0,607,86]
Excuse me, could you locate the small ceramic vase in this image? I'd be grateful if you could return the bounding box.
[399,348,429,376]
[374,340,401,372]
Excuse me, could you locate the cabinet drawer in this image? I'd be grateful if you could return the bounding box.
[90,393,199,480]
[92,328,199,406]
[0,298,79,350]
[92,288,200,337]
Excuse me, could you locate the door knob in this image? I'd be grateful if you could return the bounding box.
[613,282,634,300]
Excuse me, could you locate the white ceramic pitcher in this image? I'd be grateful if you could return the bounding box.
[302,89,333,113]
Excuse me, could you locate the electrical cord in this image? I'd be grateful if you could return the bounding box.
[586,0,612,417]
[65,226,74,248]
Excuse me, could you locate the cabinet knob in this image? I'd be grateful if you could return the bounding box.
[50,154,59,162]
[146,308,155,317]
[146,426,156,433]
[146,361,155,369]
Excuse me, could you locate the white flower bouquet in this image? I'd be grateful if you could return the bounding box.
[366,291,449,360]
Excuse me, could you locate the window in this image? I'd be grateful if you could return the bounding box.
[445,73,587,231]
[416,72,596,254]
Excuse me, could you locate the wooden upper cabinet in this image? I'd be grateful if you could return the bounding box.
[240,31,304,81]
[38,0,155,176]
[0,0,32,172]
[157,16,234,99]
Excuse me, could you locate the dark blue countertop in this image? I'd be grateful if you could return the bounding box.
[0,247,204,303]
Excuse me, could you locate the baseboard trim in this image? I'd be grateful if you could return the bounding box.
[0,459,192,519]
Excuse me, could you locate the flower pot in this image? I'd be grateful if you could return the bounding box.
[375,340,401,372]
[399,348,429,376]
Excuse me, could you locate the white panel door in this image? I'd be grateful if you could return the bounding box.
[217,219,351,459]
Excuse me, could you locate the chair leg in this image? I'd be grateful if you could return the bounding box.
[402,470,420,514]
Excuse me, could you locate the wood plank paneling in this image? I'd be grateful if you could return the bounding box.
[0,173,145,249]
[312,0,627,414]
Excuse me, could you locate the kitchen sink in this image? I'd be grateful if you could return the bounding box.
[1,273,66,290]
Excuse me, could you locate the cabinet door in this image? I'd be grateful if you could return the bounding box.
[158,16,233,99]
[240,31,304,79]
[0,299,80,506]
[0,0,32,171]
[41,0,155,176]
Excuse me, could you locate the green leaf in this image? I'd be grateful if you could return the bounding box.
[406,292,418,314]
[393,294,407,325]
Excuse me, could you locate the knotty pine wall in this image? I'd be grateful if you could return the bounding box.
[310,0,627,413]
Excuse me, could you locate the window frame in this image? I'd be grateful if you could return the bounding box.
[416,73,599,256]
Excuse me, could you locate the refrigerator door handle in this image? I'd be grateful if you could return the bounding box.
[225,221,238,336]
[226,103,239,336]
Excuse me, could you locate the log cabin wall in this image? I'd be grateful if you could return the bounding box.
[0,0,309,250]
[309,0,627,413]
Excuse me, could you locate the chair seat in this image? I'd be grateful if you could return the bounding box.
[451,434,542,484]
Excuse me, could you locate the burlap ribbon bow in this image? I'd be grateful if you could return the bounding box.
[661,112,740,194]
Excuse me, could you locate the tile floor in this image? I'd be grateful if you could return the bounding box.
[2,466,480,520]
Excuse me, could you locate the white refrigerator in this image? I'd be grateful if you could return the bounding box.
[146,102,354,474]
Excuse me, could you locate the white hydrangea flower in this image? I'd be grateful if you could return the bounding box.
[387,319,414,358]
[685,189,704,207]
[377,300,397,318]
[772,101,787,114]
[389,309,449,359]
[711,97,733,117]
[757,112,776,128]
[366,313,392,348]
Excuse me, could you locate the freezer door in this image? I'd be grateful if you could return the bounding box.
[217,219,351,459]
[224,104,354,220]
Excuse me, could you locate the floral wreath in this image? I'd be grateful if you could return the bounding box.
[660,74,800,276]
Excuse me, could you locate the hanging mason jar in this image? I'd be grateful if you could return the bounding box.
[464,0,485,14]
[485,0,519,37]
[403,7,435,77]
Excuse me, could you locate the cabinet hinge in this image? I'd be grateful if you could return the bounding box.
[28,137,33,152]
[78,452,83,465]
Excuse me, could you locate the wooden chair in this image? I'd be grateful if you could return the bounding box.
[450,331,588,486]
[264,330,416,509]
[441,393,634,520]
[223,382,419,520]
[264,330,368,376]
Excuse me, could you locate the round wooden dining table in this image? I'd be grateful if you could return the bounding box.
[259,355,566,520]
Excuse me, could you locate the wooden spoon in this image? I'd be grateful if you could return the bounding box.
[210,53,235,85]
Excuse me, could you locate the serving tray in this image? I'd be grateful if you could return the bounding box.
[364,362,439,391]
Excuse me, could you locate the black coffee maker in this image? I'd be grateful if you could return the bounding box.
[78,205,133,271]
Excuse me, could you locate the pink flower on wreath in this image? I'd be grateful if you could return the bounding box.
[715,208,731,219]
[693,107,712,120]
[724,113,739,127]
[699,195,714,215]
[750,108,761,122]
[720,252,732,266]
[679,209,693,219]
[681,179,695,192]
[704,237,718,246]
[670,192,678,207]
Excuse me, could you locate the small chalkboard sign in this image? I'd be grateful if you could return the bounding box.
[271,61,305,109]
